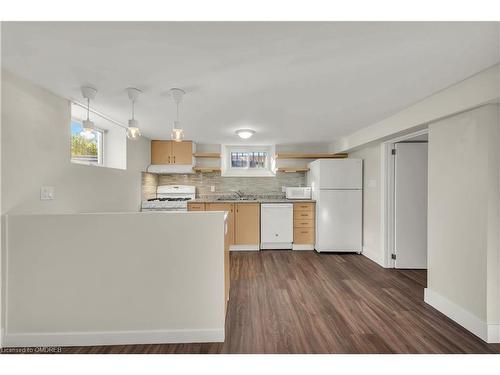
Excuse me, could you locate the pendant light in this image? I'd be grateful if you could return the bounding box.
[170,88,186,142]
[81,86,97,138]
[126,87,142,140]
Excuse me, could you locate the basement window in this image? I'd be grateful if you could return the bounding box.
[70,120,104,165]
[222,145,276,177]
[70,102,127,170]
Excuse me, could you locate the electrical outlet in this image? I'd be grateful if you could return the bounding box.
[282,186,286,193]
[40,186,55,200]
[210,186,216,192]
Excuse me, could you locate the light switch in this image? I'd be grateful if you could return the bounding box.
[40,186,55,200]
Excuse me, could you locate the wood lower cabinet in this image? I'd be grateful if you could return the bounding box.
[234,203,260,245]
[293,202,316,245]
[187,202,205,211]
[150,140,193,165]
[223,215,230,311]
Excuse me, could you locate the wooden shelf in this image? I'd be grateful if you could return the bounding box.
[192,167,221,173]
[275,153,348,159]
[277,167,310,173]
[193,152,221,158]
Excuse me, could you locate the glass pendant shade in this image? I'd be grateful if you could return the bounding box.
[127,119,141,140]
[82,119,95,132]
[171,120,184,142]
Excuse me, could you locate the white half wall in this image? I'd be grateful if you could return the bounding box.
[4,211,226,347]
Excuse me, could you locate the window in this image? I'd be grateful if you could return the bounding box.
[70,102,127,170]
[70,120,103,165]
[222,145,275,177]
[231,151,267,169]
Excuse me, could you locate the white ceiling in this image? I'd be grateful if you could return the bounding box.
[2,22,499,145]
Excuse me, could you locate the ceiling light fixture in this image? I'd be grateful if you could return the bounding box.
[235,129,256,139]
[170,88,186,142]
[81,86,97,138]
[126,87,142,141]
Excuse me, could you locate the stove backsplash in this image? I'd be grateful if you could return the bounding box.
[141,171,307,201]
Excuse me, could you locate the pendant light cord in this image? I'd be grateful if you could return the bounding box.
[86,97,90,121]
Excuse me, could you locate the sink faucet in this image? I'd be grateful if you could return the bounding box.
[234,190,245,198]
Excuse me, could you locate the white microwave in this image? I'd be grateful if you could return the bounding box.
[285,187,312,200]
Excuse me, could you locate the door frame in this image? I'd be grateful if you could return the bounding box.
[379,128,429,268]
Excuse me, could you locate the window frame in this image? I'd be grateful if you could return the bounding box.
[222,145,276,177]
[70,119,105,167]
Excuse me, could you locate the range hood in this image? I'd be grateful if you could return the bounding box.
[146,163,195,174]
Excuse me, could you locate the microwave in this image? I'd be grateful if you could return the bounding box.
[285,187,312,200]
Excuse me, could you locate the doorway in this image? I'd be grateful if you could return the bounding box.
[381,130,429,269]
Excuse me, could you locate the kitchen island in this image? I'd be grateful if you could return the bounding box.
[4,211,228,348]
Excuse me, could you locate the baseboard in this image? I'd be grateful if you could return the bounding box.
[292,244,314,251]
[3,328,224,348]
[488,324,500,343]
[424,288,494,342]
[361,246,386,267]
[260,243,292,250]
[230,245,259,251]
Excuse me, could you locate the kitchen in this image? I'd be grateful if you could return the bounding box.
[141,139,362,253]
[1,20,500,358]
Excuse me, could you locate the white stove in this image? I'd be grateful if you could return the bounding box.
[141,185,196,212]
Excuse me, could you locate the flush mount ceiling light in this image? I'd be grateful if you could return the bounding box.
[81,86,97,138]
[170,88,186,142]
[235,129,256,139]
[126,87,142,141]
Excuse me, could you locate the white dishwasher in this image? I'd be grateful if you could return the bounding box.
[260,203,293,249]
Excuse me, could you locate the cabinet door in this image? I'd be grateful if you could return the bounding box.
[171,141,193,164]
[151,140,172,164]
[234,203,260,245]
[187,203,205,211]
[206,203,235,245]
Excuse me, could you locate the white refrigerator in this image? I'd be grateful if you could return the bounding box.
[307,159,363,253]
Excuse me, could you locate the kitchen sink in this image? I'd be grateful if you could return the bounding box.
[217,197,257,201]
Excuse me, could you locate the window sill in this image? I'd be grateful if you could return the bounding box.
[70,160,126,171]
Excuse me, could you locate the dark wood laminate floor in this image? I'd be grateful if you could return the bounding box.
[9,251,500,354]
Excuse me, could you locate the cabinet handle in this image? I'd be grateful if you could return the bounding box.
[174,156,176,163]
[168,155,171,163]
[301,231,308,234]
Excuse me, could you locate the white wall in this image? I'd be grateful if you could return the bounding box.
[348,143,382,266]
[425,104,499,342]
[1,70,150,214]
[4,211,226,347]
[331,65,499,153]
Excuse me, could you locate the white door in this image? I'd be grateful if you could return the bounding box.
[317,159,363,189]
[316,190,362,252]
[394,142,428,269]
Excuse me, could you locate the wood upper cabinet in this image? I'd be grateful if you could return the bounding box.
[206,203,235,246]
[151,140,172,164]
[150,140,193,165]
[171,141,193,164]
[234,203,260,245]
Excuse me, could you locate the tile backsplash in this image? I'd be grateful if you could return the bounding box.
[142,172,307,200]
